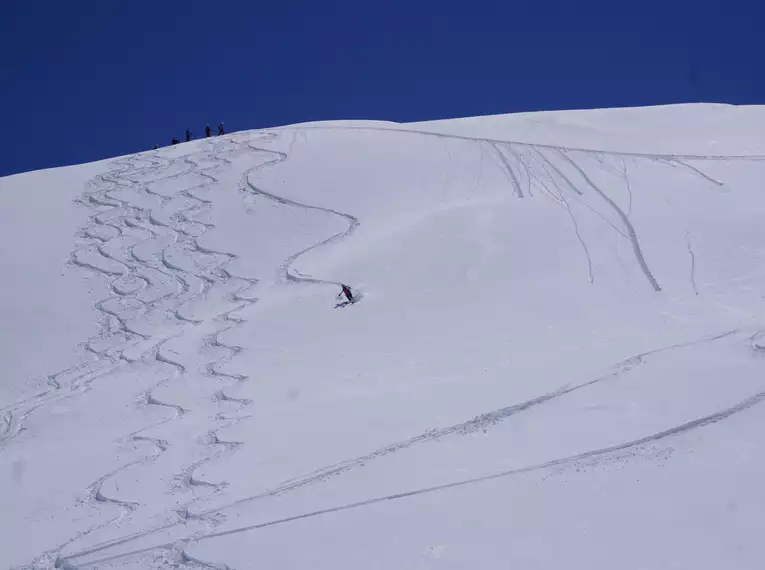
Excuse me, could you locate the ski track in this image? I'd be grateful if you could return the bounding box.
[19,130,364,569]
[237,138,360,287]
[61,329,765,568]
[188,330,739,513]
[288,123,765,161]
[280,123,759,293]
[670,158,725,187]
[16,126,763,568]
[559,192,596,285]
[80,366,765,570]
[686,232,700,296]
[555,149,662,292]
[489,142,524,198]
[619,157,634,216]
[15,134,274,569]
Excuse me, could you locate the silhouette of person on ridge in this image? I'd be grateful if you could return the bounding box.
[186,128,192,142]
[217,122,225,136]
[205,124,211,138]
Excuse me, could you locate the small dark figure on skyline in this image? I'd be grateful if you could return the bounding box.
[153,143,158,150]
[205,124,211,138]
[171,137,179,145]
[218,122,225,136]
[186,128,192,142]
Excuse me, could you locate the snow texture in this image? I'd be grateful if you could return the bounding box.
[3,104,765,569]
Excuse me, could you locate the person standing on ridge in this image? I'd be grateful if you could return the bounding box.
[171,137,179,145]
[186,128,192,142]
[205,124,211,138]
[218,122,225,136]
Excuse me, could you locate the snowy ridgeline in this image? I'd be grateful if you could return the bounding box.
[2,104,765,569]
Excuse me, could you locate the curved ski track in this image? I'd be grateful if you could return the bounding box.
[292,123,765,161]
[60,328,765,569]
[15,135,277,570]
[287,123,754,292]
[237,137,360,286]
[17,128,765,568]
[19,131,364,569]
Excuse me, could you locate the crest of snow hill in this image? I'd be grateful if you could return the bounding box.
[2,104,765,569]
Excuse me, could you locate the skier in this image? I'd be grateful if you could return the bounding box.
[153,143,158,150]
[339,284,354,304]
[171,137,179,145]
[186,128,192,142]
[217,122,225,136]
[205,124,211,138]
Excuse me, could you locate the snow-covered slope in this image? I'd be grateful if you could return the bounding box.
[3,104,765,569]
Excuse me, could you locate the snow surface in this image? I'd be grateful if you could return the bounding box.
[2,104,765,569]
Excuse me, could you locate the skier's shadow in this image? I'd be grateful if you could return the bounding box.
[334,300,353,309]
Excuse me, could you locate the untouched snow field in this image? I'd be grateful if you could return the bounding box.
[3,104,765,569]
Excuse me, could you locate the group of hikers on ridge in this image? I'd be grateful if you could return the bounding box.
[158,122,225,148]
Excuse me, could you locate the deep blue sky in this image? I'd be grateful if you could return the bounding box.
[2,1,762,176]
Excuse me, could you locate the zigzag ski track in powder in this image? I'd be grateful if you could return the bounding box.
[6,105,765,570]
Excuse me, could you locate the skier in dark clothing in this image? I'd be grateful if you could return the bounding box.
[153,143,159,150]
[171,137,179,145]
[186,128,192,142]
[205,124,211,138]
[217,122,225,136]
[339,284,354,304]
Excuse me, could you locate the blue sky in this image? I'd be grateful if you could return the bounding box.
[2,0,762,176]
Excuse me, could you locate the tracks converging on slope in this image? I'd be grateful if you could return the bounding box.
[15,136,266,569]
[15,126,765,569]
[62,327,765,569]
[289,123,752,292]
[19,131,364,569]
